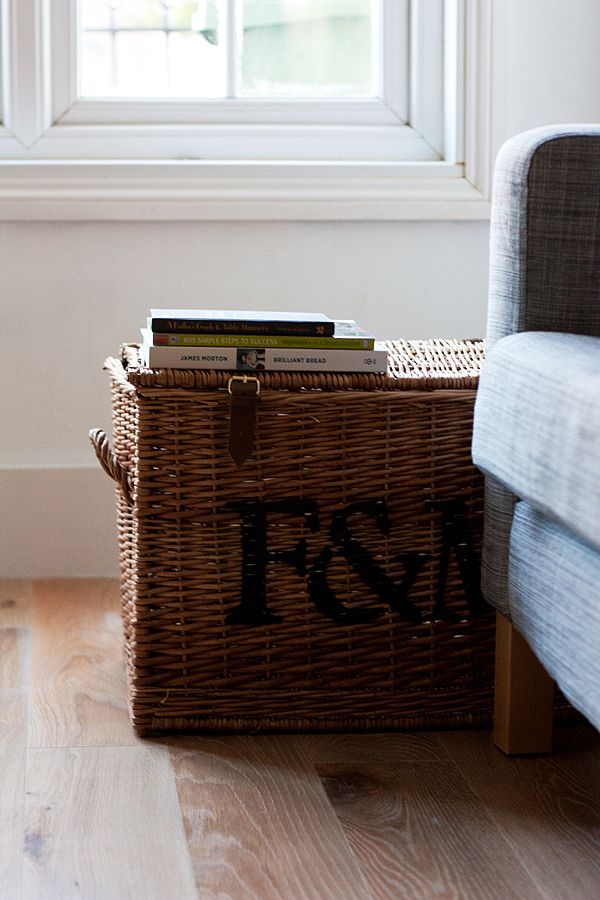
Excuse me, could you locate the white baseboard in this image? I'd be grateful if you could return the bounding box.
[1,467,120,577]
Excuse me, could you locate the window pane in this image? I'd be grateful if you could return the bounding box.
[239,0,376,97]
[80,0,226,97]
[79,0,377,99]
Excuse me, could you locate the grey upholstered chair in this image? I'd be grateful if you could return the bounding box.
[472,125,600,754]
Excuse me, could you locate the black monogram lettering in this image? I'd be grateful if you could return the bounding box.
[224,497,482,626]
[309,500,425,625]
[225,499,319,625]
[428,499,485,620]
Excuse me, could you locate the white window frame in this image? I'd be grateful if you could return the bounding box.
[0,0,492,221]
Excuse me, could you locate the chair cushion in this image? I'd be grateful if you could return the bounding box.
[473,331,600,553]
[509,502,600,731]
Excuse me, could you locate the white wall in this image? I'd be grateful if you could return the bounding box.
[0,220,490,469]
[3,0,600,576]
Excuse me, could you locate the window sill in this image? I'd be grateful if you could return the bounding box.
[0,159,490,221]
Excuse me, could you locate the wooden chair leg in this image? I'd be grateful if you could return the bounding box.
[494,611,554,755]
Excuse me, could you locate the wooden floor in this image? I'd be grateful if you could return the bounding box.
[1,580,599,900]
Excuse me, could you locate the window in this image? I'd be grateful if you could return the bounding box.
[0,1,492,220]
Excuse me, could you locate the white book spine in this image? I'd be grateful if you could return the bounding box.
[141,342,388,372]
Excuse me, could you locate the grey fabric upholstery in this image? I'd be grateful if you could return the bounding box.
[510,503,600,731]
[477,125,600,614]
[488,125,600,349]
[474,331,600,555]
[480,476,516,618]
[472,125,600,732]
[476,125,600,616]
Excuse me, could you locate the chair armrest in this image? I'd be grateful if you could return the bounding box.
[488,125,600,349]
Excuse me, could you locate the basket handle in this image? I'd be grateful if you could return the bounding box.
[89,428,133,505]
[103,354,137,393]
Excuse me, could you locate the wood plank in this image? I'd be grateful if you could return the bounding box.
[0,585,31,898]
[317,752,543,900]
[0,579,33,628]
[295,731,448,767]
[23,746,197,900]
[438,727,600,900]
[0,627,30,690]
[169,734,372,900]
[33,578,122,632]
[28,579,135,748]
[0,689,27,900]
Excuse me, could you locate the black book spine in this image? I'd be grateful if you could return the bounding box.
[150,318,336,337]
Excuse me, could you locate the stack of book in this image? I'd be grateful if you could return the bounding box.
[140,309,388,373]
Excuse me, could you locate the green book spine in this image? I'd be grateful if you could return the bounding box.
[151,332,375,350]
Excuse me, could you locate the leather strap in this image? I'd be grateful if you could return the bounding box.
[227,376,260,468]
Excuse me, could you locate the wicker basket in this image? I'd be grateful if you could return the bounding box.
[91,339,494,736]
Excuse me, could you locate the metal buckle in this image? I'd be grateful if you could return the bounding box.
[227,374,261,396]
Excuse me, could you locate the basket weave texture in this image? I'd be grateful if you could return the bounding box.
[95,339,493,736]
